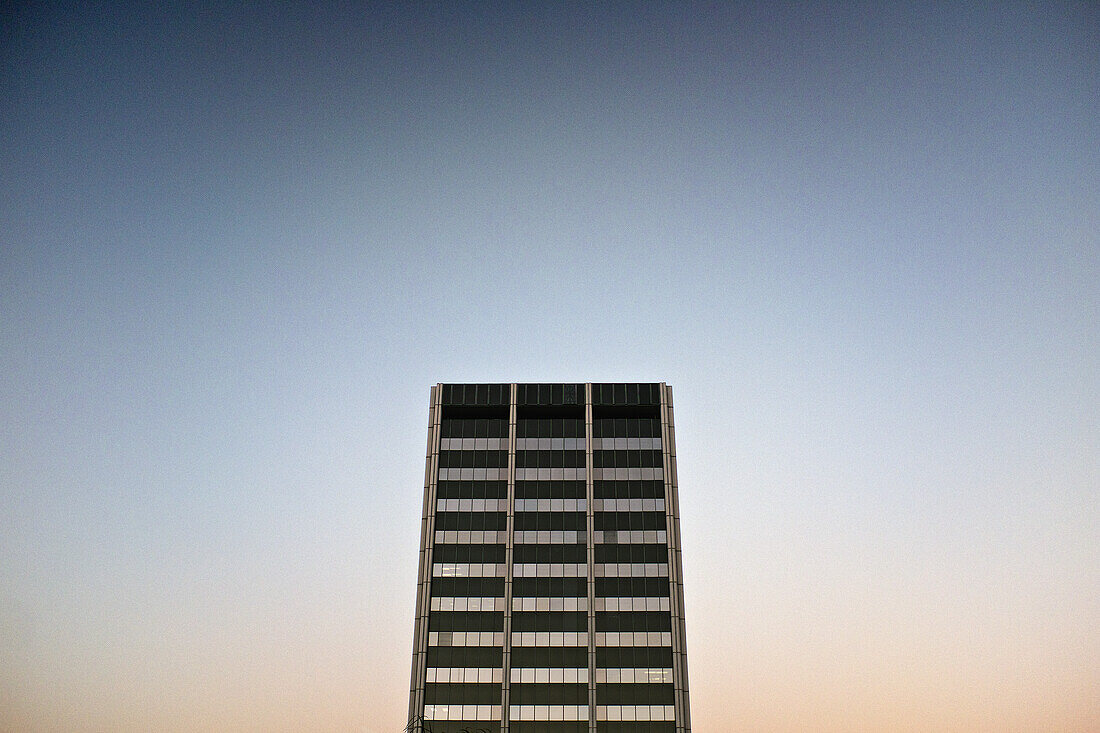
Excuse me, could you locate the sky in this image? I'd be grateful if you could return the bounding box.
[1,2,1097,731]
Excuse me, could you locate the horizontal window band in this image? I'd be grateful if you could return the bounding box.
[511,631,588,646]
[439,437,508,450]
[428,631,505,646]
[515,468,587,481]
[435,530,510,544]
[512,563,587,578]
[514,437,585,450]
[593,597,670,612]
[427,668,504,684]
[508,705,589,721]
[593,563,669,578]
[514,531,586,544]
[509,668,589,684]
[514,498,587,512]
[592,530,667,544]
[512,597,588,611]
[431,597,505,611]
[594,705,676,722]
[592,631,672,647]
[422,703,502,721]
[591,437,662,450]
[436,498,510,512]
[592,499,665,512]
[438,468,509,480]
[432,563,508,578]
[594,668,674,684]
[590,468,663,480]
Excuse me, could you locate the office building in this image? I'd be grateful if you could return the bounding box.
[408,383,690,733]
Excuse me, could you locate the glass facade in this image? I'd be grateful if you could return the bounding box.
[409,384,690,733]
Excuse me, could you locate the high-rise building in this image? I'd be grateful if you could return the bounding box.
[408,383,691,733]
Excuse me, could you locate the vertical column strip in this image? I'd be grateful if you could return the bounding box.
[584,383,597,732]
[408,384,442,723]
[661,383,691,733]
[500,383,517,732]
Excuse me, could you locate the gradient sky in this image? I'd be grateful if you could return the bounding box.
[2,2,1097,731]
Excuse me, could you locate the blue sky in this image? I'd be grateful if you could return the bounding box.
[2,3,1097,731]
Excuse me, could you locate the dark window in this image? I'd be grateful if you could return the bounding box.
[430,577,505,597]
[512,544,587,564]
[509,683,587,705]
[429,611,505,632]
[436,480,509,499]
[424,682,501,705]
[511,577,587,597]
[510,646,588,667]
[595,683,675,705]
[594,611,672,632]
[594,646,674,668]
[434,512,508,531]
[432,544,506,564]
[425,645,503,667]
[510,611,588,632]
[593,543,667,563]
[593,577,670,597]
[513,512,586,532]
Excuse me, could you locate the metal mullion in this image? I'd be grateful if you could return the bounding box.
[500,383,517,731]
[585,383,597,732]
[661,384,691,732]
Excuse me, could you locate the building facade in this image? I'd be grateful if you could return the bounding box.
[408,383,690,733]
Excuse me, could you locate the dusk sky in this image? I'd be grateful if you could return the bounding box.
[2,2,1097,731]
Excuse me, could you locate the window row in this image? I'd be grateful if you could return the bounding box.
[593,632,672,647]
[426,646,503,667]
[431,596,506,611]
[597,723,676,733]
[433,544,506,564]
[512,721,586,733]
[437,498,511,513]
[427,667,503,684]
[422,702,501,721]
[593,530,666,545]
[595,684,675,705]
[595,611,672,633]
[594,563,668,578]
[513,563,586,578]
[593,512,667,531]
[429,611,504,633]
[437,480,508,499]
[594,480,665,499]
[435,512,507,531]
[514,498,586,512]
[517,419,585,438]
[594,577,670,597]
[590,468,663,481]
[432,563,508,578]
[516,450,586,469]
[510,683,586,704]
[510,668,589,684]
[515,437,584,450]
[515,512,586,531]
[592,450,663,469]
[512,577,586,597]
[509,705,587,721]
[424,682,501,705]
[515,468,586,481]
[514,530,587,544]
[594,597,671,612]
[428,631,504,646]
[438,468,509,481]
[512,597,588,612]
[440,417,509,439]
[595,646,674,668]
[436,530,510,544]
[515,481,586,499]
[440,437,507,450]
[593,498,664,513]
[595,668,673,684]
[591,437,662,450]
[511,631,588,647]
[594,705,675,722]
[511,611,587,632]
[513,543,586,564]
[511,645,588,668]
[592,418,661,438]
[431,577,505,597]
[594,544,667,564]
[439,450,509,469]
